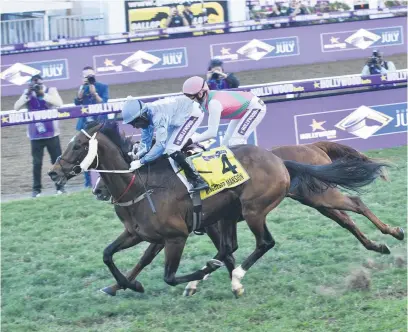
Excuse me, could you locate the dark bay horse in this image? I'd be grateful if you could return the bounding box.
[49,121,388,297]
[94,140,403,296]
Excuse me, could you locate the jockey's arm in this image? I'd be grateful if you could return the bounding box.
[138,124,154,156]
[139,118,168,164]
[191,99,222,143]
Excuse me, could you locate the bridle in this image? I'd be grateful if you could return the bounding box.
[58,128,153,208]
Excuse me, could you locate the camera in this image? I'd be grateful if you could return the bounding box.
[32,83,42,93]
[367,56,381,68]
[211,72,220,80]
[86,76,96,85]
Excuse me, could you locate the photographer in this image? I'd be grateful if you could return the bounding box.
[14,74,65,198]
[361,50,397,76]
[206,59,240,90]
[74,66,109,188]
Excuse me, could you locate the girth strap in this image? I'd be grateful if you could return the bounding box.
[190,191,203,233]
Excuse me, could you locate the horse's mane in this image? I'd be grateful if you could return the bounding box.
[86,120,133,164]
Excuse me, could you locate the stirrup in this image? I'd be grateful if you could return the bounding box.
[189,182,209,192]
[194,229,206,235]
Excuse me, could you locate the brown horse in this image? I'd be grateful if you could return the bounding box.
[48,121,388,297]
[94,140,403,297]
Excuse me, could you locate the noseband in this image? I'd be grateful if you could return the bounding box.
[57,129,99,177]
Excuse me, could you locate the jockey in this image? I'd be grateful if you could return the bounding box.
[182,76,266,147]
[122,96,209,192]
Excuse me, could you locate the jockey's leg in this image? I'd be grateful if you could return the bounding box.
[170,151,209,192]
[228,97,266,147]
[166,104,209,192]
[221,120,240,146]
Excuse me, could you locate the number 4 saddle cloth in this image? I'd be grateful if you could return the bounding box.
[169,146,250,200]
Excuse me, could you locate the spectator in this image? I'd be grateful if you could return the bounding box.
[206,59,240,90]
[165,6,189,28]
[14,74,65,198]
[287,0,311,26]
[74,66,109,188]
[182,1,195,25]
[266,3,285,28]
[361,50,397,76]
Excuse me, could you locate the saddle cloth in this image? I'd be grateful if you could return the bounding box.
[169,146,250,200]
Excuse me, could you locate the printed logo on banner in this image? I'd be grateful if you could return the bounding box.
[211,37,299,63]
[0,63,40,86]
[94,47,187,75]
[0,59,69,86]
[321,26,403,52]
[295,103,407,144]
[335,105,393,139]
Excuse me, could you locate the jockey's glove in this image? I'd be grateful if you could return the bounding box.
[129,160,143,171]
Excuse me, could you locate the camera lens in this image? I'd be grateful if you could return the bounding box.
[87,76,96,84]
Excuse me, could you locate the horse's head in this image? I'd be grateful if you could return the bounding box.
[92,176,111,201]
[49,121,103,186]
[49,120,133,186]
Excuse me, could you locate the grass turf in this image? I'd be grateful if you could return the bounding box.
[1,146,407,332]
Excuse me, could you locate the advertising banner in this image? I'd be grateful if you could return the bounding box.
[125,0,228,37]
[2,72,406,127]
[257,88,407,152]
[1,17,406,97]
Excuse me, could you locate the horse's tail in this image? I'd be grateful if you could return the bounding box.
[312,141,390,181]
[284,158,389,196]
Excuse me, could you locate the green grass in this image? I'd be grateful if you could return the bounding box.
[1,146,407,332]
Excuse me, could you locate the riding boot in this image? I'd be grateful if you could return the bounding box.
[170,151,209,192]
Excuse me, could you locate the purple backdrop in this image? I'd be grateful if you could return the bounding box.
[258,88,407,151]
[1,17,406,97]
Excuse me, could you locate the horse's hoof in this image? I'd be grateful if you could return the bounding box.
[129,280,145,293]
[395,227,405,241]
[232,287,244,299]
[380,244,391,255]
[99,287,117,296]
[183,288,197,297]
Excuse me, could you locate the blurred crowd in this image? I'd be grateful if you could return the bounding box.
[245,0,405,27]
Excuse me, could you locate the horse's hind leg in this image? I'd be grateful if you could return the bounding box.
[316,207,391,254]
[101,243,164,296]
[231,216,275,298]
[346,196,404,241]
[184,219,238,296]
[309,190,404,241]
[103,231,145,293]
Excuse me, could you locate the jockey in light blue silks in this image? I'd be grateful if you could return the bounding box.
[122,96,209,192]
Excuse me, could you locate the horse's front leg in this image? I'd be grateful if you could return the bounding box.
[102,230,145,293]
[101,243,164,296]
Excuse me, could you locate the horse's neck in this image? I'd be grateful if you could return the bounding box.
[98,139,137,200]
